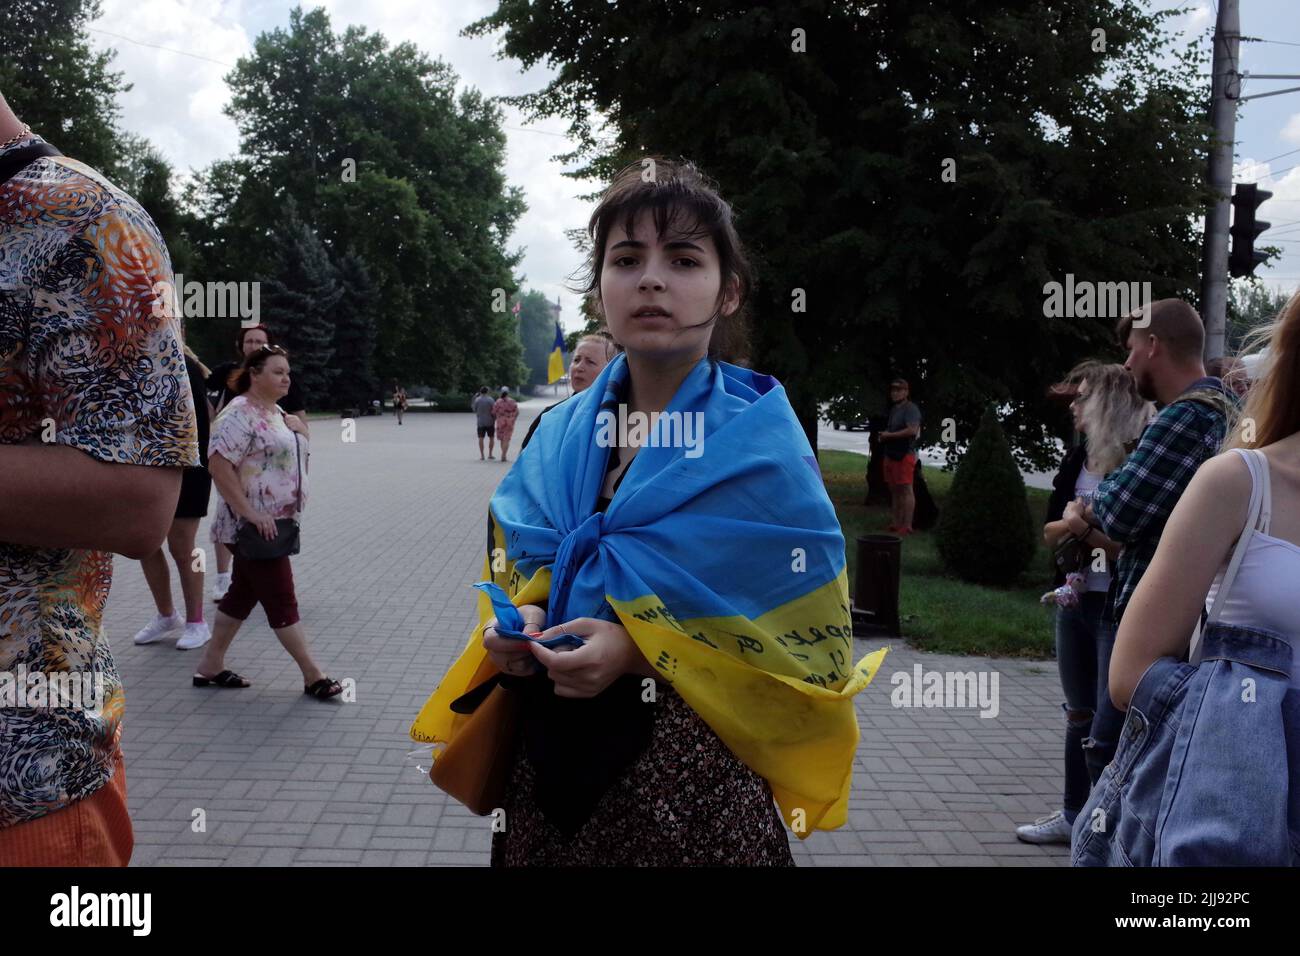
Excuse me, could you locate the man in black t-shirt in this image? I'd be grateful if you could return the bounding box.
[206,324,307,599]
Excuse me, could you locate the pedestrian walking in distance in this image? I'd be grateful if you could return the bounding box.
[473,386,497,459]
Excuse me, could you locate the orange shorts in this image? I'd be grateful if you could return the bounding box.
[883,453,917,486]
[0,749,133,866]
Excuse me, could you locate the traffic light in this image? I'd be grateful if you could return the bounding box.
[1229,182,1272,278]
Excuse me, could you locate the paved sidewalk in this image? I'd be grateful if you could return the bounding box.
[103,404,1071,866]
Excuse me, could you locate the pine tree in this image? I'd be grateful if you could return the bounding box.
[195,7,524,388]
[330,250,380,409]
[935,407,1036,586]
[518,290,558,387]
[259,204,341,409]
[0,0,126,175]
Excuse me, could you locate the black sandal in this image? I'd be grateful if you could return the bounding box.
[193,670,251,688]
[304,677,343,700]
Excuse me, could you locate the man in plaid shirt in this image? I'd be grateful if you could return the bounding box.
[1066,299,1236,782]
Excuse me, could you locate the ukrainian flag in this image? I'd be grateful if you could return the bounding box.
[412,353,887,835]
[546,322,565,384]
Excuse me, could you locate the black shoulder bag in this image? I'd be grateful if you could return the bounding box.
[1052,529,1090,576]
[234,426,303,560]
[0,142,63,185]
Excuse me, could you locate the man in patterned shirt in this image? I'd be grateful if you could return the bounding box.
[1069,298,1236,783]
[0,93,198,864]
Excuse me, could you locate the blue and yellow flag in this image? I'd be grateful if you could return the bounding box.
[411,353,887,835]
[546,322,565,384]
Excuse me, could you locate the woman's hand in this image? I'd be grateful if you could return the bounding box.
[246,513,278,540]
[482,603,546,677]
[529,618,654,698]
[1062,498,1090,537]
[282,413,308,436]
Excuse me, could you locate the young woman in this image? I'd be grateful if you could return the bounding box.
[1016,362,1151,844]
[412,158,885,866]
[133,344,217,650]
[492,387,519,463]
[198,345,341,699]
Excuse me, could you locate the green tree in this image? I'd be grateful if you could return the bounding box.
[188,6,526,393]
[467,306,530,391]
[935,406,1036,586]
[517,289,559,386]
[466,0,1209,468]
[0,0,126,175]
[258,203,342,408]
[113,133,200,281]
[112,135,229,363]
[1228,281,1292,353]
[331,250,380,408]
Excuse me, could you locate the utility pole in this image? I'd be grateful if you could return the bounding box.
[1200,0,1239,362]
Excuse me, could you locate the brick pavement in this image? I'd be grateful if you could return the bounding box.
[102,400,1071,866]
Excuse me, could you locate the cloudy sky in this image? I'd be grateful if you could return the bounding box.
[87,0,599,331]
[86,0,1300,333]
[1223,0,1300,296]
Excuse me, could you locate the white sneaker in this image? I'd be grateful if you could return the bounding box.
[1015,809,1074,845]
[133,612,183,645]
[175,621,211,650]
[212,572,231,602]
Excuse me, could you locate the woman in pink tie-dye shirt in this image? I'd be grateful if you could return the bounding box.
[493,388,520,462]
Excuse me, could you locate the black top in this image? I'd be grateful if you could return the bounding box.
[594,444,632,512]
[1046,439,1089,586]
[882,399,922,459]
[519,400,562,451]
[207,360,306,416]
[503,380,649,837]
[185,354,210,469]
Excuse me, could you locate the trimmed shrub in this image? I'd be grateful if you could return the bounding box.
[935,406,1036,586]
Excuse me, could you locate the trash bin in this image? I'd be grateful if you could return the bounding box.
[852,534,901,638]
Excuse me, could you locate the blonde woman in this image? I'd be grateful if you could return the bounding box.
[519,333,619,450]
[1017,362,1152,844]
[568,333,618,393]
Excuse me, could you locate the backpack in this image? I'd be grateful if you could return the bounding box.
[1174,386,1238,429]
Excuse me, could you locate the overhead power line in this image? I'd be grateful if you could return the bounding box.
[87,27,236,68]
